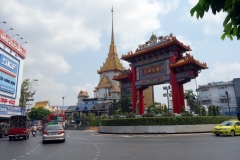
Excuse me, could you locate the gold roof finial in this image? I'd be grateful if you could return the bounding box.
[97,7,125,74]
[111,6,114,44]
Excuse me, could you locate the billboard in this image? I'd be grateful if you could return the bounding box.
[0,104,24,116]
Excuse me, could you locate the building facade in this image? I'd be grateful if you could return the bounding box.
[198,78,240,115]
[0,28,26,120]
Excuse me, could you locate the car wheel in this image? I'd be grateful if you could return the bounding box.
[9,137,12,141]
[62,139,65,143]
[215,134,220,136]
[230,130,235,136]
[42,141,45,144]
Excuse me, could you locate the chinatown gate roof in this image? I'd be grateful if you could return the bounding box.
[121,34,191,63]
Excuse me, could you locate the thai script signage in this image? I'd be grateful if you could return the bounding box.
[0,104,23,115]
[0,29,26,58]
[0,97,15,105]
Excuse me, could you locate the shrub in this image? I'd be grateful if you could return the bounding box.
[162,112,175,117]
[100,116,233,126]
[113,115,120,119]
[142,113,155,117]
[181,112,193,116]
[126,113,136,118]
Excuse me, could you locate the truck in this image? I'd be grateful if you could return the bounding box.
[8,115,29,141]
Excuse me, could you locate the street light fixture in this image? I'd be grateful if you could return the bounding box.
[0,21,6,24]
[5,28,13,33]
[62,96,66,106]
[163,85,171,112]
[21,42,27,46]
[16,37,23,42]
[11,34,19,38]
[225,91,231,116]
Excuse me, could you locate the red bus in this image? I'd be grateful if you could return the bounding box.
[42,113,65,131]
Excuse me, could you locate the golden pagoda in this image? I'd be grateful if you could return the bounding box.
[97,7,125,74]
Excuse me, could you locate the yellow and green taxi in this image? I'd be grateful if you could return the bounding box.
[212,120,240,136]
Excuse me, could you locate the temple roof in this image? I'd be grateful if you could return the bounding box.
[110,85,120,92]
[113,69,131,81]
[97,7,125,74]
[170,53,208,69]
[33,101,49,108]
[96,74,113,89]
[77,90,89,98]
[121,34,191,61]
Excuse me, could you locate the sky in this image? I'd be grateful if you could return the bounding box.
[0,0,239,108]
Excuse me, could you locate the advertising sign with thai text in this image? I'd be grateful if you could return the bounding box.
[0,104,24,115]
[0,29,26,58]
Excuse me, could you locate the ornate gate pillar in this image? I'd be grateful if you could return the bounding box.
[130,64,137,113]
[169,51,180,113]
[178,82,185,110]
[139,88,144,115]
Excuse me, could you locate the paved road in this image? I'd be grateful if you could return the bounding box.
[0,130,240,160]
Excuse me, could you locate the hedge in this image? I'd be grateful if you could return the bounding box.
[100,116,234,126]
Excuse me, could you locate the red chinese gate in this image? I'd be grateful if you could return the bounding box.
[113,33,208,114]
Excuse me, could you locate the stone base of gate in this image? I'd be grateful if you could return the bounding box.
[98,124,216,134]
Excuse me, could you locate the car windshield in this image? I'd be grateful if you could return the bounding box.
[46,125,63,130]
[220,121,234,126]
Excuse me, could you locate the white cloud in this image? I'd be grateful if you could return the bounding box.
[210,62,240,81]
[203,26,220,35]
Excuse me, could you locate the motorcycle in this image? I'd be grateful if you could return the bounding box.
[32,131,36,137]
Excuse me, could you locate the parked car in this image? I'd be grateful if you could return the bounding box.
[42,125,65,144]
[212,120,240,136]
[0,123,9,138]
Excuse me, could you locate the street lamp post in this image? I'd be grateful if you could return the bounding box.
[16,37,23,42]
[21,42,27,46]
[62,96,66,106]
[11,34,19,38]
[163,85,171,112]
[225,91,231,116]
[5,28,13,33]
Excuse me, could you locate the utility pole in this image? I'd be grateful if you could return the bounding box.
[62,97,66,106]
[225,91,231,116]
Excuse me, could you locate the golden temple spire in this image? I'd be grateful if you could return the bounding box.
[97,7,125,74]
[111,6,114,44]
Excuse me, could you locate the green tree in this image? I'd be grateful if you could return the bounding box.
[195,105,202,115]
[28,107,51,120]
[216,106,220,116]
[164,105,168,113]
[190,0,240,40]
[202,107,207,116]
[213,105,217,116]
[19,79,38,112]
[113,97,131,113]
[184,90,198,111]
[208,106,213,116]
[181,106,185,113]
[147,102,163,114]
